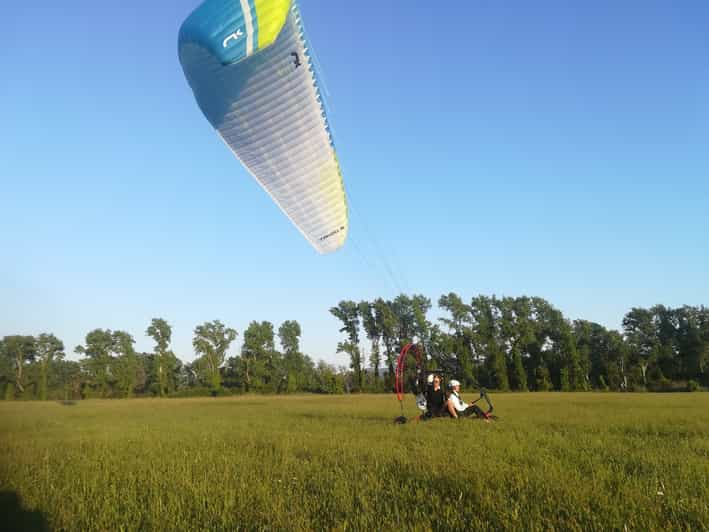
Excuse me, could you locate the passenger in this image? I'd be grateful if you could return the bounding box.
[421,374,447,419]
[446,380,488,420]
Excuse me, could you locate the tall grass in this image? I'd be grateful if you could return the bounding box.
[1,393,707,530]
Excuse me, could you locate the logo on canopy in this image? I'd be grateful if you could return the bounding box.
[222,29,244,48]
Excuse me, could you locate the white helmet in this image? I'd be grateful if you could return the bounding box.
[415,393,427,412]
[448,379,461,387]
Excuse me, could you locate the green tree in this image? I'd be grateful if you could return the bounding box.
[498,297,536,391]
[411,295,433,340]
[146,318,176,397]
[359,301,382,387]
[535,364,552,391]
[0,339,14,398]
[193,320,237,392]
[112,331,139,398]
[438,292,476,385]
[573,320,627,390]
[379,294,434,389]
[561,325,584,390]
[2,336,36,398]
[75,329,115,397]
[242,321,279,392]
[313,360,344,394]
[511,347,528,391]
[470,295,509,390]
[278,320,301,355]
[52,359,84,400]
[278,320,304,392]
[605,331,628,390]
[330,301,363,390]
[390,294,416,346]
[623,307,658,385]
[336,340,361,390]
[35,334,65,400]
[374,298,398,389]
[675,306,708,382]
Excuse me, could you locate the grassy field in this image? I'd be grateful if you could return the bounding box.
[1,393,707,531]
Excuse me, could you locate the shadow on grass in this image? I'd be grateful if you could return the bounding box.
[0,491,49,532]
[295,412,391,423]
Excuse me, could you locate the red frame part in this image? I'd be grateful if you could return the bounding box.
[395,343,423,401]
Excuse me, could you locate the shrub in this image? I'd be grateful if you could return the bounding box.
[598,376,609,391]
[3,383,15,400]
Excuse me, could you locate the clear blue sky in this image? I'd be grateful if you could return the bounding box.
[2,1,708,365]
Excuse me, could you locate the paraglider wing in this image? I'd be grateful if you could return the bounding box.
[178,0,348,253]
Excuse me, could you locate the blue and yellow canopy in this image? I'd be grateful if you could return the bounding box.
[179,0,348,253]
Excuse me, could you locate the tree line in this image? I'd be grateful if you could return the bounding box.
[1,295,707,400]
[0,318,346,400]
[329,294,707,393]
